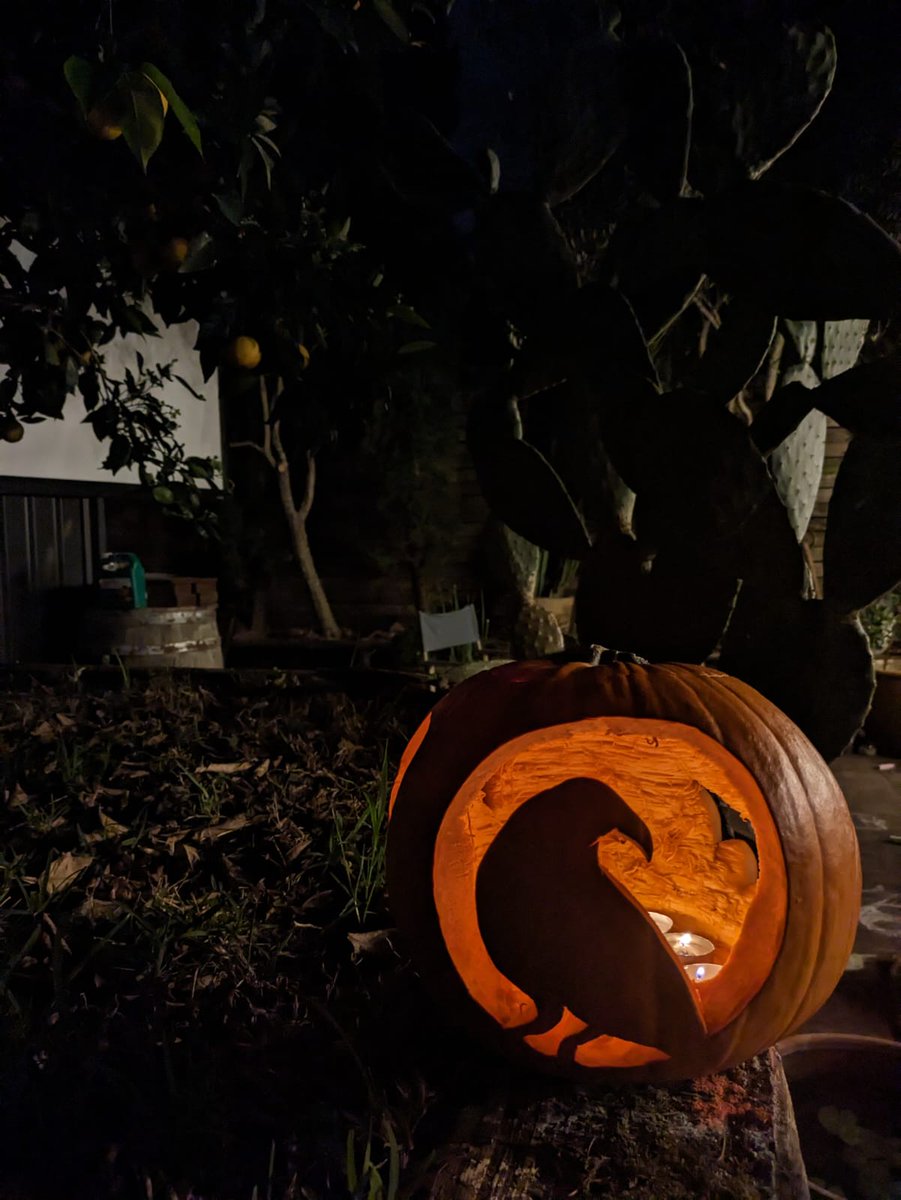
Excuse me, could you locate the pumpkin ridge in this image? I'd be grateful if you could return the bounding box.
[671,671,815,1067]
[653,665,729,746]
[714,674,858,1035]
[693,670,851,1056]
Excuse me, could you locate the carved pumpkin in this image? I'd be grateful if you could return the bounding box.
[387,659,860,1082]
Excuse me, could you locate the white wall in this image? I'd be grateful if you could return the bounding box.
[0,316,221,485]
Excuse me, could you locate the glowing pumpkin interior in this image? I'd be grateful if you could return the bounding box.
[430,716,788,1069]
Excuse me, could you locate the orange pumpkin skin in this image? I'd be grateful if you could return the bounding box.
[387,660,861,1083]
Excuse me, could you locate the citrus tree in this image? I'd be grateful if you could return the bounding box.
[0,0,434,633]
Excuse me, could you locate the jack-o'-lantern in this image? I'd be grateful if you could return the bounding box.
[387,657,860,1082]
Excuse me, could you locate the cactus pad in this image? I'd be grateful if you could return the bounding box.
[575,536,739,664]
[512,599,566,659]
[719,593,875,761]
[824,434,901,614]
[768,364,826,542]
[819,320,869,380]
[704,184,901,318]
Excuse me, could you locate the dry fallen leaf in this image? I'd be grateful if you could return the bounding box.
[45,852,93,895]
[79,897,126,922]
[99,810,130,838]
[196,761,253,775]
[286,832,313,862]
[197,814,252,841]
[346,929,396,960]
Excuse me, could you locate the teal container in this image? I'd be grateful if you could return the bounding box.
[98,552,147,609]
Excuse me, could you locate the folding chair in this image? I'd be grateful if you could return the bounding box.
[418,603,482,664]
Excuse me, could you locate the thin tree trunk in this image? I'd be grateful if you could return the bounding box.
[274,449,341,639]
[231,378,342,640]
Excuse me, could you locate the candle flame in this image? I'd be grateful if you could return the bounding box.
[696,966,706,980]
[678,933,692,946]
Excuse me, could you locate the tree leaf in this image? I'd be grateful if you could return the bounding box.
[140,62,203,155]
[373,0,409,42]
[120,72,167,171]
[213,191,244,225]
[397,340,437,355]
[180,231,218,273]
[105,435,132,474]
[251,136,276,189]
[63,56,95,115]
[386,305,431,329]
[173,374,207,402]
[485,147,501,195]
[122,306,159,336]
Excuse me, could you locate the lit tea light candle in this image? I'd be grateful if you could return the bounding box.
[684,962,722,983]
[647,911,673,934]
[648,911,673,934]
[666,931,715,958]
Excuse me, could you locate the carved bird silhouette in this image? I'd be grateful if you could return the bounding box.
[475,776,707,1060]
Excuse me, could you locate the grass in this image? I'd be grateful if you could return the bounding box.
[0,670,450,1200]
[329,744,391,926]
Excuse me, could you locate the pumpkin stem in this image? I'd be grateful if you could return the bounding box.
[590,644,649,666]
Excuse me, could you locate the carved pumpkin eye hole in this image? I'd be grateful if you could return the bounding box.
[707,789,759,863]
[431,716,787,1071]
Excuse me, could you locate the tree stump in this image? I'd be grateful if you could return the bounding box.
[425,1049,808,1199]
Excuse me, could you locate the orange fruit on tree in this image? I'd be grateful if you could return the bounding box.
[1,417,25,444]
[227,336,262,370]
[86,105,123,140]
[160,237,190,270]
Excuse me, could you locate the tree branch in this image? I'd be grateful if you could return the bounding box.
[259,376,273,461]
[229,439,275,467]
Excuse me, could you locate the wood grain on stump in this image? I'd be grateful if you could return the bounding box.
[426,1050,808,1199]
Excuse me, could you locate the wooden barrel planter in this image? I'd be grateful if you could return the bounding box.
[79,606,223,669]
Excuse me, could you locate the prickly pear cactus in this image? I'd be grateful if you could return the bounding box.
[768,320,870,541]
[783,319,817,368]
[501,524,542,598]
[768,363,826,541]
[819,320,869,380]
[512,600,565,659]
